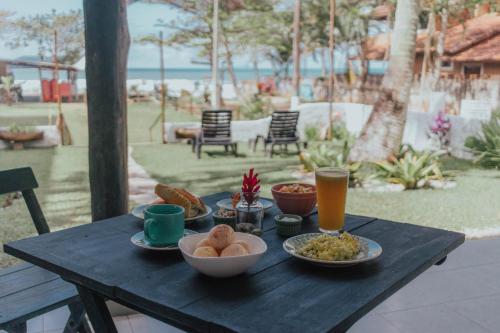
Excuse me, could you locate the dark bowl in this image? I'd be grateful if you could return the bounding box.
[271,183,317,216]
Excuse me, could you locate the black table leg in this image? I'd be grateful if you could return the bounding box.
[76,286,117,333]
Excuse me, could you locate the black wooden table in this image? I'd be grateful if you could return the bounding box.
[4,192,465,333]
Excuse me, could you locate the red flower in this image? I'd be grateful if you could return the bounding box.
[241,168,260,204]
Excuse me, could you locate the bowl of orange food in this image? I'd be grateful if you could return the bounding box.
[271,183,317,216]
[179,225,267,278]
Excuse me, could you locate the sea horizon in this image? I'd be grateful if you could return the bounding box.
[10,64,386,82]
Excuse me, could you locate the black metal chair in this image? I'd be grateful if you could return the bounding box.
[193,110,237,159]
[0,167,90,333]
[252,111,306,157]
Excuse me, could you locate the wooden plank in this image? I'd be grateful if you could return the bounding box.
[0,263,33,277]
[0,167,38,195]
[83,0,130,221]
[0,265,58,298]
[22,189,50,234]
[0,278,78,326]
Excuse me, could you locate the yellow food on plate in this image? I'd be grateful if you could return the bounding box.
[232,239,250,253]
[207,224,235,251]
[154,184,207,218]
[221,243,248,257]
[297,233,361,261]
[193,246,219,257]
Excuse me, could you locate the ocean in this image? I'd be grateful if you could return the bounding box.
[10,64,386,82]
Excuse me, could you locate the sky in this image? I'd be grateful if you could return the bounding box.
[0,0,337,70]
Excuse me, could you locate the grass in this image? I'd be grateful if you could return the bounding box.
[1,102,500,268]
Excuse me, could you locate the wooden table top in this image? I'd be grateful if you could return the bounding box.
[4,192,465,333]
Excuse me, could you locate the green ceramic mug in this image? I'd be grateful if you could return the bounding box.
[144,204,185,246]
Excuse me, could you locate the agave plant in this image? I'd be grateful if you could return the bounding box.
[375,148,446,190]
[464,111,500,169]
[299,141,364,187]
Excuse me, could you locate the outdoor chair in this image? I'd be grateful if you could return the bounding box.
[252,110,307,157]
[193,110,237,159]
[0,167,90,333]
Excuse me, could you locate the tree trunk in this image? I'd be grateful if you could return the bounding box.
[432,7,448,89]
[327,0,335,140]
[221,32,243,101]
[292,0,301,96]
[349,0,420,162]
[83,0,130,221]
[320,48,327,77]
[420,10,435,91]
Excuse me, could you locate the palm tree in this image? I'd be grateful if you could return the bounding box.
[349,0,421,161]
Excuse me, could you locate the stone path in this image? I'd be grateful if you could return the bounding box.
[13,236,500,333]
[128,147,157,204]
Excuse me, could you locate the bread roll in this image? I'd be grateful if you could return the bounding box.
[232,240,251,253]
[195,238,211,249]
[154,184,207,218]
[207,225,235,251]
[193,246,218,257]
[220,243,248,257]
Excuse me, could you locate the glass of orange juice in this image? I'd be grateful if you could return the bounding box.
[315,167,349,233]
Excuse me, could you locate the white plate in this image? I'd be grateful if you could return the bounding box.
[131,204,212,225]
[283,233,382,267]
[179,232,267,278]
[131,230,197,251]
[216,198,273,211]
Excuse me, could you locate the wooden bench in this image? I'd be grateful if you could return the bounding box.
[0,167,90,333]
[252,110,307,157]
[193,110,237,159]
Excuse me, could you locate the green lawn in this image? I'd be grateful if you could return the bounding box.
[1,102,500,268]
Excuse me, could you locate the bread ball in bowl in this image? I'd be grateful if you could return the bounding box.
[195,238,211,249]
[220,243,248,257]
[232,239,251,253]
[207,224,235,251]
[193,246,218,257]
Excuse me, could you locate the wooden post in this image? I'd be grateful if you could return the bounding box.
[211,0,221,109]
[292,0,301,97]
[83,0,130,221]
[53,30,64,144]
[327,0,335,140]
[159,31,166,144]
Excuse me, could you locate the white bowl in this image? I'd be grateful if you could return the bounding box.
[178,232,267,278]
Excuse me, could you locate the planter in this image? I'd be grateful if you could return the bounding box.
[0,131,43,143]
[0,130,44,150]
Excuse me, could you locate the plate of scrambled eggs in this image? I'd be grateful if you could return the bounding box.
[283,232,382,267]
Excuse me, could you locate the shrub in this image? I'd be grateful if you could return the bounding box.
[375,148,447,190]
[299,141,364,187]
[305,125,321,141]
[464,111,500,169]
[239,95,271,120]
[331,120,355,145]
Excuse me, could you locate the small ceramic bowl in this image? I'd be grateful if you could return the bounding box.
[179,232,267,278]
[275,214,303,236]
[212,212,236,229]
[271,183,317,216]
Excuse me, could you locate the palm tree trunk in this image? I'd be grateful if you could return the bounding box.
[221,32,243,100]
[349,0,420,162]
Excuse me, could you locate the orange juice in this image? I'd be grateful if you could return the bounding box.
[315,168,349,233]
